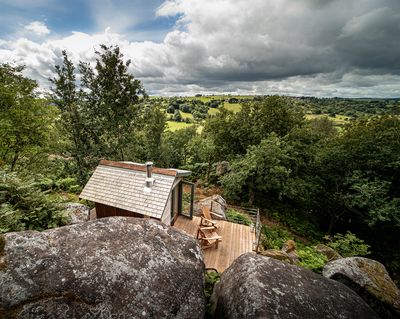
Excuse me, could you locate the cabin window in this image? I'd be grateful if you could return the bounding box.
[180,181,194,219]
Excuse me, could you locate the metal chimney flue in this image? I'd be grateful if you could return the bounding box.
[144,161,154,192]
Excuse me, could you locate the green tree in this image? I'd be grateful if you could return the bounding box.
[204,96,304,160]
[187,135,216,182]
[141,104,166,163]
[0,64,54,171]
[221,133,292,205]
[160,126,197,168]
[79,45,146,160]
[51,46,146,181]
[314,116,400,274]
[50,51,94,183]
[316,116,400,231]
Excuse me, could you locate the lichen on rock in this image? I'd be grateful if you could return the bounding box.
[0,217,206,319]
[210,252,379,319]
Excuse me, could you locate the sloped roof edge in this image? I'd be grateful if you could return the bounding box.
[100,160,178,177]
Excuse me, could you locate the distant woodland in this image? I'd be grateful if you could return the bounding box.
[1,45,399,280]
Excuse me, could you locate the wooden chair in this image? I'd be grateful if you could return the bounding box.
[197,226,222,249]
[200,206,222,229]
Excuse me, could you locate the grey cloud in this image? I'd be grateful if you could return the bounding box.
[0,0,399,97]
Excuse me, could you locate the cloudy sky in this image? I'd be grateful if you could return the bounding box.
[0,0,399,97]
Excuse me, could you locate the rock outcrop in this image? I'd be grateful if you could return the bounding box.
[259,240,299,264]
[64,202,90,224]
[315,243,342,261]
[259,248,294,263]
[281,239,299,264]
[323,257,400,318]
[193,195,227,220]
[0,217,205,319]
[211,253,379,319]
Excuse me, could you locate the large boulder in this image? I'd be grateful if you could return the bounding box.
[259,249,294,263]
[211,253,378,319]
[315,243,342,261]
[323,257,400,318]
[193,195,227,220]
[259,240,299,265]
[64,202,90,224]
[0,217,205,318]
[281,239,299,264]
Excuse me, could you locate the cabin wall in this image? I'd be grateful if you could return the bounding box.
[161,178,182,226]
[95,203,145,219]
[162,197,171,225]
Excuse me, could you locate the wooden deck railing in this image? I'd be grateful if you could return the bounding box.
[226,205,262,253]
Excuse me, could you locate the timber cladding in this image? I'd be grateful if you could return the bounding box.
[95,203,145,219]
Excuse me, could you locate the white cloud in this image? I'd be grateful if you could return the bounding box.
[24,21,50,36]
[1,0,399,97]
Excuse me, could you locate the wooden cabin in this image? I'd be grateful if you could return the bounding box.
[79,160,194,226]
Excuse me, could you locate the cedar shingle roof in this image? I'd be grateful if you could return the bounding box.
[79,162,177,219]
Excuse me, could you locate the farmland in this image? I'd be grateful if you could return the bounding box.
[160,95,398,132]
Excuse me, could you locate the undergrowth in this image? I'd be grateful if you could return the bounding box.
[225,209,252,226]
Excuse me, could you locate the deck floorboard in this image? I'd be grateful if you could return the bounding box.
[174,215,256,272]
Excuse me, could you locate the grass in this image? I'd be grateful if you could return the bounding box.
[179,110,194,120]
[223,102,241,113]
[225,209,252,226]
[166,120,203,134]
[305,114,350,125]
[166,121,194,132]
[207,108,220,115]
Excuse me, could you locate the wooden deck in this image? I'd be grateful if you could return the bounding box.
[174,215,256,272]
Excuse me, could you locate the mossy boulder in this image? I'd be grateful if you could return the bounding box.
[323,257,400,318]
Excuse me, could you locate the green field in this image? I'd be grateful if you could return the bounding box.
[207,108,220,115]
[184,94,252,103]
[166,121,193,131]
[223,102,241,113]
[166,101,243,132]
[305,114,350,125]
[179,110,194,120]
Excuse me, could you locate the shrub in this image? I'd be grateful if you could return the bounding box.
[325,231,370,257]
[181,104,192,113]
[36,177,55,191]
[0,171,69,233]
[193,111,207,121]
[270,210,323,241]
[180,163,209,181]
[204,269,220,317]
[55,177,81,193]
[298,246,328,273]
[208,100,220,108]
[261,225,292,250]
[173,110,182,122]
[225,209,252,226]
[228,97,239,103]
[166,105,175,114]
